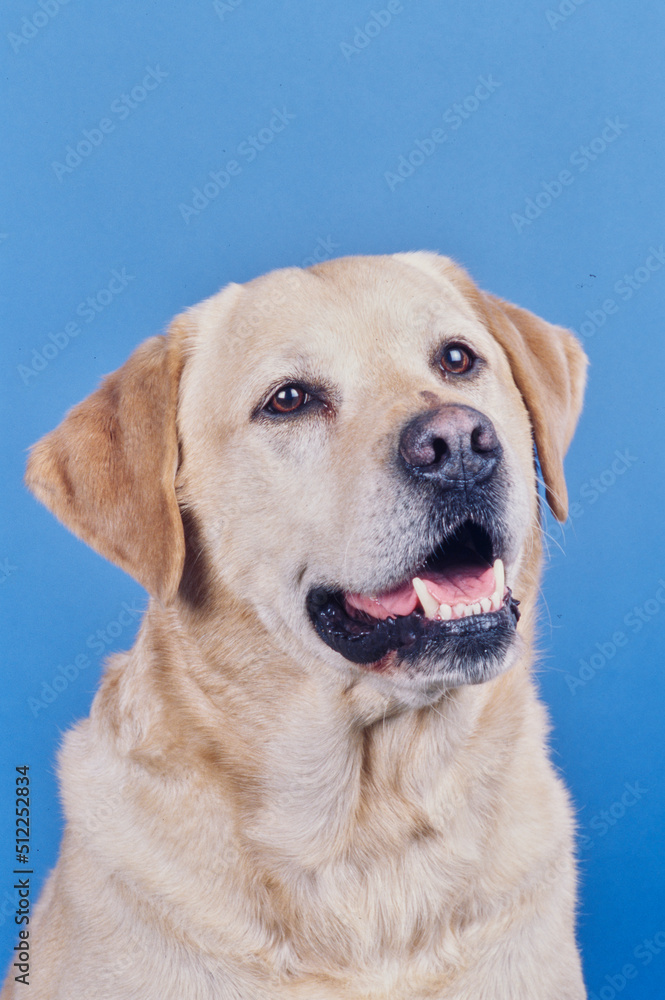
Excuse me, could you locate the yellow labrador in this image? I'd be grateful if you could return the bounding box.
[4,253,588,999]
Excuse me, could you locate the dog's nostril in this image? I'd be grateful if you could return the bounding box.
[471,424,498,454]
[431,437,448,465]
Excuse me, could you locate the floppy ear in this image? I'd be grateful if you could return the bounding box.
[25,319,190,602]
[480,293,587,522]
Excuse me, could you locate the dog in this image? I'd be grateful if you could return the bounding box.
[3,252,588,999]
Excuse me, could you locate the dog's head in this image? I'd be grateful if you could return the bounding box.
[26,253,586,708]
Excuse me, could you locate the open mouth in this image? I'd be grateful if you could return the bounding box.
[306,520,520,669]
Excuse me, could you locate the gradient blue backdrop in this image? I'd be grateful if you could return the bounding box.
[2,1,664,995]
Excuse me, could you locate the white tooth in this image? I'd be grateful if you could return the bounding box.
[412,578,440,619]
[439,603,452,621]
[493,558,505,599]
[462,605,474,617]
[491,591,502,611]
[471,603,482,616]
[480,597,492,613]
[453,603,466,618]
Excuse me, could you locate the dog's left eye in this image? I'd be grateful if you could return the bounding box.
[439,343,475,375]
[266,384,310,414]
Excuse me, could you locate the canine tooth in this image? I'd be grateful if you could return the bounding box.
[480,597,492,613]
[412,578,440,619]
[471,603,482,616]
[439,603,452,621]
[493,558,505,598]
[491,591,502,611]
[453,604,466,618]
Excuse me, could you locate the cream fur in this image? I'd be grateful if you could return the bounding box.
[3,253,587,999]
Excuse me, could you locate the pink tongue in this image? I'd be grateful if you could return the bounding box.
[346,562,496,621]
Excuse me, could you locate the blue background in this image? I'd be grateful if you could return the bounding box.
[2,1,664,995]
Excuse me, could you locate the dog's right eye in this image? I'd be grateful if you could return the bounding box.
[439,343,476,375]
[265,385,310,414]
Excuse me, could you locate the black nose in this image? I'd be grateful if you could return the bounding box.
[399,404,501,486]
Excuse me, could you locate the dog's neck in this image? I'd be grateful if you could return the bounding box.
[124,582,541,870]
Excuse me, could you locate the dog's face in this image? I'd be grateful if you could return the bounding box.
[26,253,587,709]
[177,255,537,703]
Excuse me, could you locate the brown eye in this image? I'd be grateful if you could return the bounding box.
[439,343,475,375]
[267,385,309,414]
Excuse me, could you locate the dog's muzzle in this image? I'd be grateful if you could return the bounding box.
[306,405,520,677]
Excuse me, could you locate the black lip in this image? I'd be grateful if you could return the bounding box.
[306,586,520,667]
